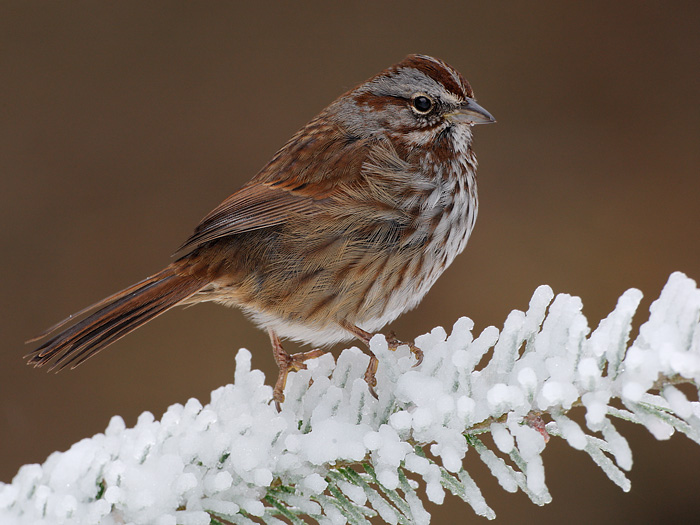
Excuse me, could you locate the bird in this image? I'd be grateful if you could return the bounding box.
[26,54,495,408]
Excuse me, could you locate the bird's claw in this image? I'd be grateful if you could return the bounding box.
[364,355,379,399]
[271,346,326,412]
[386,332,423,366]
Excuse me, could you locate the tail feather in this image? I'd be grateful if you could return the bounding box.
[25,265,208,370]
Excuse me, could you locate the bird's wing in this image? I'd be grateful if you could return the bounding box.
[176,122,373,254]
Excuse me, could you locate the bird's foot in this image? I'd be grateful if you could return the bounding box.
[386,331,424,366]
[269,329,325,411]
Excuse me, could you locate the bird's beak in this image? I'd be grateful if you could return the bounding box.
[446,98,496,125]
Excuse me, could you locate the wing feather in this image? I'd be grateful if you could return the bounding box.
[176,184,320,253]
[177,120,373,254]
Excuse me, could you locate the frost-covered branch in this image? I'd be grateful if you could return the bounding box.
[2,272,700,524]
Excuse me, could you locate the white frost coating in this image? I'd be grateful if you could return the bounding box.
[475,446,519,493]
[508,417,546,461]
[337,480,366,505]
[577,357,601,387]
[376,469,399,490]
[457,470,496,519]
[389,410,412,431]
[524,455,546,495]
[600,420,633,471]
[490,423,514,453]
[581,391,611,430]
[538,380,579,410]
[583,436,632,492]
[552,414,587,450]
[302,474,327,494]
[622,381,646,402]
[517,367,538,395]
[1,272,699,523]
[663,385,694,419]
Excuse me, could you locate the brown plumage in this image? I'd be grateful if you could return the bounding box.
[26,54,495,406]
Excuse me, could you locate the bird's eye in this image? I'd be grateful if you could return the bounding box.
[411,95,433,114]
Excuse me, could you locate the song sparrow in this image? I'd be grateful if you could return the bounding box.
[26,54,494,407]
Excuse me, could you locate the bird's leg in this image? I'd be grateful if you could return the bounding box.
[341,324,423,398]
[269,329,325,411]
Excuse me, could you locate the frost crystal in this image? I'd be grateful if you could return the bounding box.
[2,272,699,523]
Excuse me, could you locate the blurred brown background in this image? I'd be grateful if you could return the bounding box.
[2,1,699,523]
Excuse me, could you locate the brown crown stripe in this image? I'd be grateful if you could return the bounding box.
[396,54,473,99]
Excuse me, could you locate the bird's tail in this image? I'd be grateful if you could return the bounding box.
[25,263,209,370]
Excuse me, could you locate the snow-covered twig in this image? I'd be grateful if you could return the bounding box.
[2,272,699,524]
